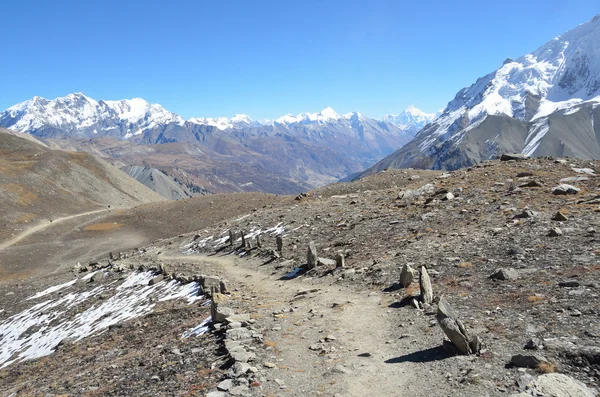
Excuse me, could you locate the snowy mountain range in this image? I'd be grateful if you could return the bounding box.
[0,93,434,139]
[0,93,431,194]
[360,14,600,175]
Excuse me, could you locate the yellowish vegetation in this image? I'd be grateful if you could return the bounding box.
[1,183,38,205]
[83,222,124,231]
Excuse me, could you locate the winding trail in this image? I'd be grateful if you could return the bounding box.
[159,252,442,396]
[0,209,108,251]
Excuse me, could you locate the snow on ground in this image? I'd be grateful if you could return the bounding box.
[0,271,203,369]
[25,279,77,301]
[183,316,212,338]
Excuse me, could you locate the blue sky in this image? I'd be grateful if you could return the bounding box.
[1,0,598,120]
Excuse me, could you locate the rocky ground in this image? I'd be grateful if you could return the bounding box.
[0,156,599,396]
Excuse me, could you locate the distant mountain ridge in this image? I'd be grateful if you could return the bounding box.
[0,93,433,140]
[1,94,433,195]
[358,14,600,177]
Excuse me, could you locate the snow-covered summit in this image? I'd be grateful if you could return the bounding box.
[274,107,342,125]
[444,14,600,126]
[188,114,260,130]
[1,93,184,137]
[381,106,437,133]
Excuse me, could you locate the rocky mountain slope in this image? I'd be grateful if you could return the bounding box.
[359,15,600,177]
[1,95,428,194]
[0,155,598,396]
[0,128,164,244]
[120,165,209,200]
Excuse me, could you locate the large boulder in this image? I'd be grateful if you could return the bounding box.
[511,373,597,397]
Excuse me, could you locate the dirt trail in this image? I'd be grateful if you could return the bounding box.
[0,209,109,251]
[160,253,442,396]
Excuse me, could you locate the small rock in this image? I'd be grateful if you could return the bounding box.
[399,263,416,288]
[548,227,563,237]
[551,211,568,221]
[552,184,580,195]
[501,153,528,161]
[510,354,549,368]
[558,280,580,288]
[524,338,542,350]
[264,362,277,368]
[490,268,519,281]
[513,209,535,219]
[217,379,234,391]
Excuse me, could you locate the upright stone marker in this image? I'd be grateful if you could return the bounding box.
[307,241,318,269]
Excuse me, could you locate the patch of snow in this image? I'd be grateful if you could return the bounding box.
[0,271,204,368]
[183,316,211,338]
[25,279,77,301]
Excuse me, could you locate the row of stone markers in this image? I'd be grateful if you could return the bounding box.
[399,263,482,355]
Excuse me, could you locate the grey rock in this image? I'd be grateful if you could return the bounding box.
[501,153,529,161]
[552,211,568,221]
[89,271,104,283]
[226,313,251,324]
[436,297,478,355]
[335,253,345,268]
[490,268,519,281]
[211,300,236,323]
[230,350,255,363]
[318,257,336,266]
[306,241,318,269]
[558,280,580,287]
[255,234,261,248]
[276,235,283,254]
[206,392,227,397]
[230,362,252,377]
[399,263,416,288]
[226,328,253,341]
[512,373,596,397]
[524,338,542,350]
[552,184,580,195]
[419,266,433,304]
[148,274,164,286]
[513,209,535,219]
[217,379,234,391]
[229,229,235,246]
[548,227,563,237]
[510,354,549,368]
[560,176,589,183]
[230,385,249,396]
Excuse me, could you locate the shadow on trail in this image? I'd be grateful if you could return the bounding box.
[278,266,307,280]
[388,295,418,308]
[385,346,451,364]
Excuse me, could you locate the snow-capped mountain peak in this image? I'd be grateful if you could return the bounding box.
[381,106,437,133]
[1,93,184,138]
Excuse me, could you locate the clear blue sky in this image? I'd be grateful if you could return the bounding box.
[1,0,598,120]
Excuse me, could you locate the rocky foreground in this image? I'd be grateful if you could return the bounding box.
[0,156,599,396]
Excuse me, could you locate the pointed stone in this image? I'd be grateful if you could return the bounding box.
[256,234,262,248]
[419,266,433,304]
[552,211,568,221]
[228,229,235,246]
[335,253,345,268]
[399,263,416,288]
[436,297,472,355]
[306,241,318,269]
[241,231,247,248]
[276,235,283,255]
